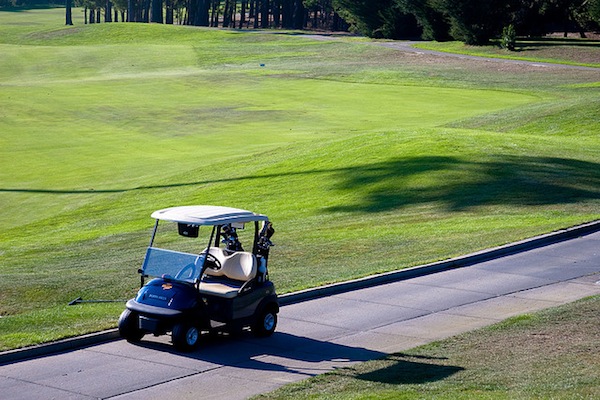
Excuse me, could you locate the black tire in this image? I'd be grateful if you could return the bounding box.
[251,307,277,337]
[172,323,200,352]
[118,309,144,343]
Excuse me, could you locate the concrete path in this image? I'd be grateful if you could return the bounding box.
[302,34,600,71]
[372,41,600,71]
[1,230,599,399]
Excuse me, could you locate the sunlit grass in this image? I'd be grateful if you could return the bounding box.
[0,8,598,350]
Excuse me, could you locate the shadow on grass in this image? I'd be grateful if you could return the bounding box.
[0,5,62,12]
[517,38,600,48]
[328,155,600,213]
[331,156,600,212]
[354,353,463,385]
[2,155,599,213]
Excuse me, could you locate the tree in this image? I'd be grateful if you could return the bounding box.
[396,0,451,40]
[500,23,516,50]
[430,0,518,44]
[335,0,419,38]
[591,0,600,21]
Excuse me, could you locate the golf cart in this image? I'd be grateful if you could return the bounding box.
[118,205,278,351]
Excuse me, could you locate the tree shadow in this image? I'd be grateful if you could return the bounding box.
[2,155,598,214]
[327,155,600,213]
[516,38,600,48]
[354,353,463,385]
[0,5,61,12]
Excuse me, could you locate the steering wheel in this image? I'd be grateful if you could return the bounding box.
[174,263,196,280]
[202,252,222,271]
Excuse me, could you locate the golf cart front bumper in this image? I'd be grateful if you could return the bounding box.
[125,299,182,318]
[125,299,187,334]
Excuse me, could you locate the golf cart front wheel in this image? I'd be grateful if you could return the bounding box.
[118,309,144,343]
[172,323,200,352]
[252,308,277,337]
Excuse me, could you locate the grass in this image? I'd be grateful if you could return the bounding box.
[253,295,600,399]
[0,8,599,350]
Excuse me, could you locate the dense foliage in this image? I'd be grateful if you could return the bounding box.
[339,0,600,43]
[2,0,599,43]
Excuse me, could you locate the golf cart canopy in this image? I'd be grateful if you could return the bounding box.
[151,206,269,226]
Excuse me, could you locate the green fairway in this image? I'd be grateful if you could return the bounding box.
[0,8,599,350]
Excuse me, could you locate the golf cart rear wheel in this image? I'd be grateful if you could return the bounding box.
[252,308,277,337]
[172,323,200,352]
[118,309,144,343]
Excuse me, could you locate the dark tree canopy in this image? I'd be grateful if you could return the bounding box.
[337,0,599,42]
[3,0,599,44]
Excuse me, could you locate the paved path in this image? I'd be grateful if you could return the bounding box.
[301,34,600,71]
[1,230,599,399]
[371,41,600,71]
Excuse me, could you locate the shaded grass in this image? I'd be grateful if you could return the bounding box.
[253,295,600,399]
[0,9,599,349]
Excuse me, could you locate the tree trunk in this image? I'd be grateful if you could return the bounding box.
[253,0,259,28]
[166,0,174,24]
[211,0,220,27]
[260,0,269,28]
[127,0,134,21]
[105,0,113,22]
[272,0,280,27]
[65,0,73,25]
[281,0,292,28]
[142,0,151,22]
[199,0,210,25]
[151,0,163,22]
[223,0,231,27]
[293,0,304,29]
[239,0,246,28]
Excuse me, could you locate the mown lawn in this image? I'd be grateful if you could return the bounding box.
[0,8,599,350]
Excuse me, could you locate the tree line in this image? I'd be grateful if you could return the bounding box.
[3,0,599,44]
[61,0,345,31]
[336,0,600,44]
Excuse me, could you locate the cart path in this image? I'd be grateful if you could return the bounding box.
[1,230,599,400]
[302,34,600,71]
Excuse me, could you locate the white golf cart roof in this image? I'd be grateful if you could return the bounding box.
[151,205,268,226]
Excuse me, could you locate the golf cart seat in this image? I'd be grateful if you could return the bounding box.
[198,248,257,299]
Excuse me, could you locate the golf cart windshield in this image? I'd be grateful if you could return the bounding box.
[142,247,204,283]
